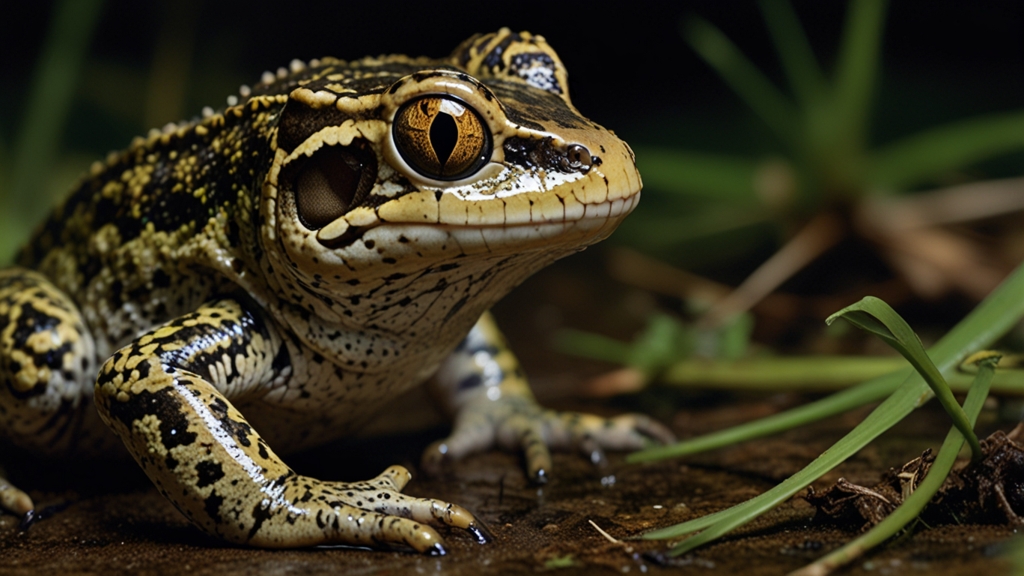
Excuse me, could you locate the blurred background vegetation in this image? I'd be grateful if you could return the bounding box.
[2,0,1023,364]
[6,3,1023,565]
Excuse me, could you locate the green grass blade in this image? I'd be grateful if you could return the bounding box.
[647,373,923,543]
[643,261,1024,550]
[635,264,1024,466]
[661,356,904,389]
[794,354,998,575]
[613,208,771,249]
[827,297,982,460]
[633,147,760,201]
[657,355,1024,393]
[1007,536,1024,574]
[758,0,827,106]
[867,111,1024,190]
[683,17,799,147]
[831,0,887,147]
[629,369,904,463]
[553,329,632,365]
[7,0,106,254]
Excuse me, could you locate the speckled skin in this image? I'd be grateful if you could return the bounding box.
[0,30,671,553]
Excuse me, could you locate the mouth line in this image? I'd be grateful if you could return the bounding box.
[317,193,640,250]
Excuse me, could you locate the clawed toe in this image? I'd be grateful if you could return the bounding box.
[466,519,493,544]
[356,472,491,550]
[0,479,34,517]
[631,415,677,445]
[418,400,675,485]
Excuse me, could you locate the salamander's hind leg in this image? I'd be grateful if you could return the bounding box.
[94,298,488,552]
[0,268,102,516]
[424,312,675,482]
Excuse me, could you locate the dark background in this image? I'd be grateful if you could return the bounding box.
[3,0,1022,164]
[2,6,1024,573]
[1,0,1023,309]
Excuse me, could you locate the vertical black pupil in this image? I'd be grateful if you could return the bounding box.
[429,112,458,167]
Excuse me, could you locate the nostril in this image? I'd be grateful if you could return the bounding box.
[566,144,592,170]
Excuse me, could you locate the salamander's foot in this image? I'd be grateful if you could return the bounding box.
[422,396,675,483]
[0,471,33,517]
[306,465,491,553]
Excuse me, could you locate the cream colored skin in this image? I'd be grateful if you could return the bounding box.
[0,30,672,553]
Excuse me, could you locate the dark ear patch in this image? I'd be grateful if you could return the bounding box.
[450,30,570,102]
[507,52,562,96]
[282,140,377,230]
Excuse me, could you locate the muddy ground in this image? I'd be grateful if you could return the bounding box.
[3,400,1017,575]
[1,259,1019,575]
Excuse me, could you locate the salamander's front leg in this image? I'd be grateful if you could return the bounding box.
[94,299,487,552]
[424,312,675,483]
[0,268,107,518]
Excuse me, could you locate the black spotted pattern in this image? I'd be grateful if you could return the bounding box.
[103,386,198,451]
[195,460,226,488]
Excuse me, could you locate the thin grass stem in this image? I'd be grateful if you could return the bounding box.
[683,17,799,147]
[642,261,1024,552]
[827,297,982,460]
[791,355,998,576]
[758,0,827,106]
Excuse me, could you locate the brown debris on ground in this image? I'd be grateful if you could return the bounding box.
[805,450,934,531]
[806,423,1024,530]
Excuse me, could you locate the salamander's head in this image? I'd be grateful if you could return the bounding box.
[257,29,640,323]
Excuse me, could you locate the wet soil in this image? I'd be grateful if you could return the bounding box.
[1,260,1019,575]
[3,399,1016,575]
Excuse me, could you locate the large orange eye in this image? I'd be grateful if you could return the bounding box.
[392,96,491,180]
